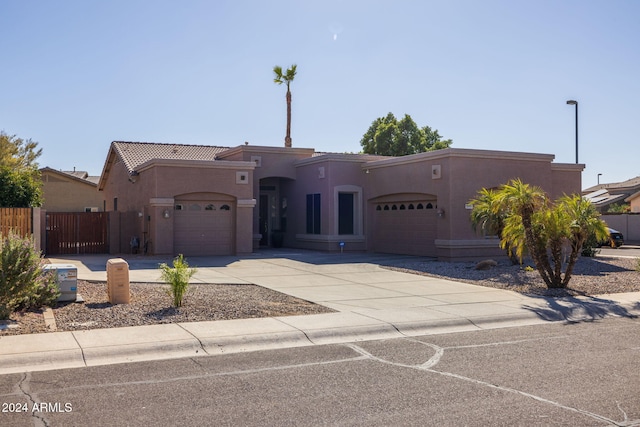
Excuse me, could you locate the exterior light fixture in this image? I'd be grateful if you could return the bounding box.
[163,209,171,219]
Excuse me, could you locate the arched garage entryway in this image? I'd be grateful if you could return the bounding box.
[173,193,235,256]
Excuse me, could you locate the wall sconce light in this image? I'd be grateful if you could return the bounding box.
[138,212,143,218]
[128,171,139,184]
[163,209,171,219]
[437,208,445,218]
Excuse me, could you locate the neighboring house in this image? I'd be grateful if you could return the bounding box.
[583,176,640,212]
[98,141,583,261]
[40,167,102,212]
[626,191,640,213]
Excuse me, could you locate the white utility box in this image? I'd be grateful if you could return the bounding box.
[43,264,78,302]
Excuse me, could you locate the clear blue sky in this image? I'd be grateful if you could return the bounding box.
[1,0,638,190]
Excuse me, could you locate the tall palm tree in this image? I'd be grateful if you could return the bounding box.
[273,64,297,147]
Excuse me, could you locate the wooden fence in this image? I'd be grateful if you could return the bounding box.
[46,212,109,255]
[0,208,32,236]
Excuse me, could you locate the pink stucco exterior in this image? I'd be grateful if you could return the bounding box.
[97,142,583,260]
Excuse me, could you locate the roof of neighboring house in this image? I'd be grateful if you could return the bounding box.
[99,141,232,190]
[583,176,640,193]
[625,191,640,202]
[583,189,628,207]
[40,167,99,186]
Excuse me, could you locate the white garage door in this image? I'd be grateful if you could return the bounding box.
[372,201,437,257]
[174,201,234,256]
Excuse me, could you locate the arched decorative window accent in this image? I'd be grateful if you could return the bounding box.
[189,204,201,211]
[174,204,184,211]
[399,204,406,210]
[408,204,415,210]
[220,204,231,211]
[376,205,382,211]
[391,204,398,210]
[426,203,433,209]
[205,204,215,211]
[383,205,390,211]
[416,203,424,209]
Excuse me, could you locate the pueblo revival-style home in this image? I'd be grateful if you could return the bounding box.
[98,141,584,261]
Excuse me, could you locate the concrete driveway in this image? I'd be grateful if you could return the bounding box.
[1,249,637,375]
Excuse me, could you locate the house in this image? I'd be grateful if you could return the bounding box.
[97,141,583,261]
[40,167,102,212]
[583,176,640,212]
[625,191,640,213]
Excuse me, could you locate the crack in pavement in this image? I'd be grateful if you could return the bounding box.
[345,338,638,427]
[17,372,50,427]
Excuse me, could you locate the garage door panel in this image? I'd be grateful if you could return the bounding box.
[174,201,234,256]
[373,203,437,257]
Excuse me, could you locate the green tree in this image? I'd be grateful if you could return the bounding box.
[471,179,609,288]
[273,64,297,148]
[0,167,43,207]
[360,113,452,156]
[0,131,42,171]
[0,132,44,207]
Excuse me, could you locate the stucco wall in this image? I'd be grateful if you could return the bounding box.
[101,158,255,255]
[41,172,103,212]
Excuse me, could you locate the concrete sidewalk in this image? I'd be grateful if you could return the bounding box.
[1,250,639,375]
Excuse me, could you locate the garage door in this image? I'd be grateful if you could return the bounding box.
[174,201,234,256]
[372,201,437,257]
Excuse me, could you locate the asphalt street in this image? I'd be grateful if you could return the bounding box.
[1,317,639,426]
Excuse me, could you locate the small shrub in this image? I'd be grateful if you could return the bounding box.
[581,232,601,257]
[524,265,535,272]
[159,254,197,307]
[0,232,60,319]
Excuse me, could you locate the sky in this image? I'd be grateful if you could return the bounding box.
[1,0,639,190]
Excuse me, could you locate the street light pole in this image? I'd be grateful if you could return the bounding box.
[566,100,578,163]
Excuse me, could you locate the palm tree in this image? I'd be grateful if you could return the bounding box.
[469,188,519,264]
[495,179,555,285]
[491,179,609,288]
[273,64,297,147]
[557,195,609,286]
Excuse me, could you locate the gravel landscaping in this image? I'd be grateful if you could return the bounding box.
[2,255,638,336]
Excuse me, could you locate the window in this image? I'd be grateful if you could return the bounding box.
[306,193,321,234]
[338,193,354,235]
[220,204,231,211]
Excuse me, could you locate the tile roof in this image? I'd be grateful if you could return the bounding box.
[583,175,640,193]
[112,141,231,173]
[40,167,99,186]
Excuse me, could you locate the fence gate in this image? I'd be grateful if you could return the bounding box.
[46,212,109,255]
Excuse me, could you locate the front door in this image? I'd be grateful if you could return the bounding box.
[259,194,269,246]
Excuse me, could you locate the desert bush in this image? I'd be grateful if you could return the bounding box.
[0,232,59,319]
[159,254,197,307]
[581,232,601,257]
